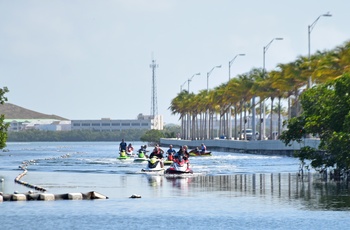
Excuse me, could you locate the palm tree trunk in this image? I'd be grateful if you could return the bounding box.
[204,111,206,139]
[193,113,196,140]
[259,100,262,140]
[234,105,238,140]
[187,113,190,140]
[239,101,243,140]
[219,111,224,138]
[244,104,247,140]
[182,115,185,140]
[270,97,275,140]
[199,113,203,140]
[278,96,282,138]
[288,96,291,119]
[211,112,213,139]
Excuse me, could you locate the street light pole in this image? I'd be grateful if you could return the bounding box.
[207,65,221,93]
[263,38,283,77]
[260,37,283,141]
[180,80,187,92]
[206,65,221,139]
[229,54,245,80]
[308,12,332,88]
[186,72,200,140]
[188,73,200,92]
[228,54,245,139]
[180,80,188,139]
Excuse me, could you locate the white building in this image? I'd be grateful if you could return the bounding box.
[5,113,163,132]
[71,114,163,131]
[5,119,71,132]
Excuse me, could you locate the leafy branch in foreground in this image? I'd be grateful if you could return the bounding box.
[280,73,350,180]
[0,87,9,149]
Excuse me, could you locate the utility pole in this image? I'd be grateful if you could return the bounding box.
[150,58,158,128]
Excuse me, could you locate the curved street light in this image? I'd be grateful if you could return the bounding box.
[180,80,187,92]
[229,54,245,80]
[254,38,283,141]
[228,53,245,139]
[308,12,332,88]
[206,65,221,139]
[207,65,222,92]
[185,72,200,140]
[188,72,201,92]
[263,38,283,76]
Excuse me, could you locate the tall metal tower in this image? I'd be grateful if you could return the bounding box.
[150,59,158,119]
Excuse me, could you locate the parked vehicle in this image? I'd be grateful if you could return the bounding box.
[239,129,259,140]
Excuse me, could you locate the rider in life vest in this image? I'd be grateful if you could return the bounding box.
[200,143,206,154]
[174,154,190,169]
[166,145,176,161]
[174,146,190,169]
[149,146,164,168]
[127,143,134,155]
[138,145,147,158]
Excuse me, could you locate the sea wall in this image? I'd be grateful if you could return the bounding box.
[159,138,321,156]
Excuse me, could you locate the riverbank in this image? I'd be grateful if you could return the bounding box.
[160,138,320,156]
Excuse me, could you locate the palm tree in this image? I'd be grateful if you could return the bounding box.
[184,92,196,140]
[226,78,242,139]
[168,41,350,142]
[313,41,350,83]
[250,68,269,140]
[196,90,208,140]
[236,72,254,139]
[169,90,190,139]
[275,58,309,118]
[211,83,230,139]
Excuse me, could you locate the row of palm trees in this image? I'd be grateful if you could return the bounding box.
[169,40,350,140]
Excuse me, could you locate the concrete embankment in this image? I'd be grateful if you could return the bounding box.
[160,138,320,156]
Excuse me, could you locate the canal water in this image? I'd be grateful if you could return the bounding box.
[0,142,350,229]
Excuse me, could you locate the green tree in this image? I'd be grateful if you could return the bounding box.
[0,87,9,149]
[163,124,180,138]
[140,129,165,144]
[280,73,350,179]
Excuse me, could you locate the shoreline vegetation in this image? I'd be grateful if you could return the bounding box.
[5,126,181,142]
[6,129,147,142]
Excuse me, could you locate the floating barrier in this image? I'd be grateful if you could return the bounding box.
[15,166,47,192]
[14,153,73,192]
[0,191,108,202]
[4,153,109,201]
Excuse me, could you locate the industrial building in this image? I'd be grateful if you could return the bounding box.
[5,113,163,132]
[71,114,163,131]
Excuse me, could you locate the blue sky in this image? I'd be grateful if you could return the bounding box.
[1,0,349,124]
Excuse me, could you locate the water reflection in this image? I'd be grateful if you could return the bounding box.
[146,175,164,188]
[183,173,350,210]
[166,177,192,190]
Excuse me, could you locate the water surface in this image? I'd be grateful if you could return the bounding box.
[1,142,350,229]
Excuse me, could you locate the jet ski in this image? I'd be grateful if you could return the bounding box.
[164,154,174,166]
[134,151,148,163]
[141,157,164,173]
[165,156,193,175]
[189,148,212,157]
[117,150,131,160]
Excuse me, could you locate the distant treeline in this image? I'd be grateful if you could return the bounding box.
[6,125,180,142]
[7,129,147,142]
